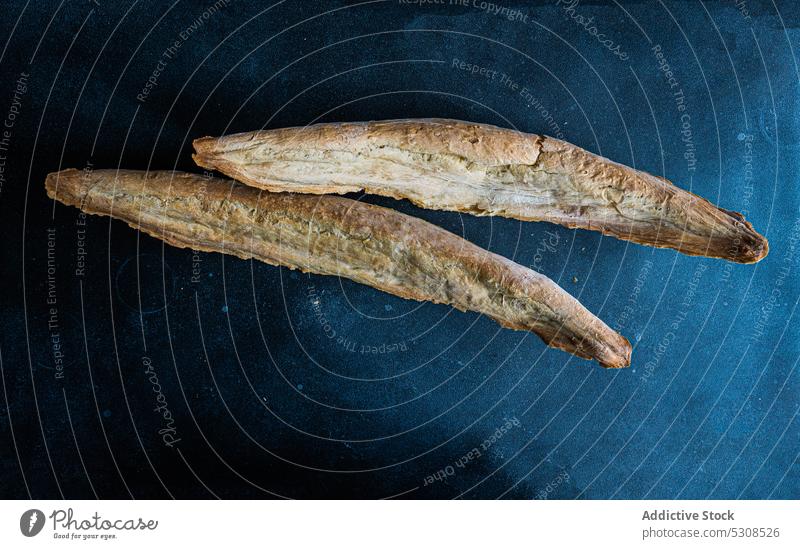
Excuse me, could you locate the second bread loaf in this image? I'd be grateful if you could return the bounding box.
[45,168,631,368]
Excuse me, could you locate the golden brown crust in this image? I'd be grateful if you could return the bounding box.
[193,118,767,264]
[45,168,631,368]
[194,118,543,167]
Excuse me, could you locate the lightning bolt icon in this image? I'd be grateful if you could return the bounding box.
[28,510,38,533]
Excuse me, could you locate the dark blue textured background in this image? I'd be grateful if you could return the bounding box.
[0,0,797,499]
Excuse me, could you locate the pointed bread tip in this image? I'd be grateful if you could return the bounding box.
[598,334,632,369]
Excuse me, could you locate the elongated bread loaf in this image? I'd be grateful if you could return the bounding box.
[194,118,768,264]
[45,168,631,368]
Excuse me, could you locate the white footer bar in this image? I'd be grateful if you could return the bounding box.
[1,500,797,548]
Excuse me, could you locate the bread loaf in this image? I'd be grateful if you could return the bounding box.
[194,118,767,264]
[45,168,631,368]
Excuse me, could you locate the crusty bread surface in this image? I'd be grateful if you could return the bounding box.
[194,118,767,263]
[45,168,631,368]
